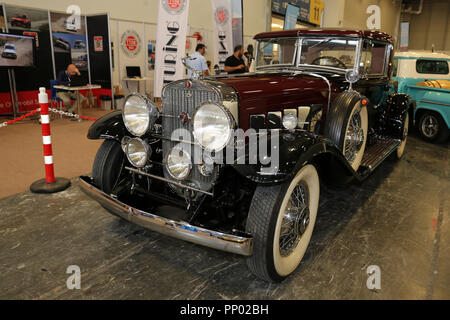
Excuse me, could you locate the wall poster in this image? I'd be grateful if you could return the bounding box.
[50,11,88,76]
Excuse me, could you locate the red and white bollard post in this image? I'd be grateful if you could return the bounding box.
[30,88,71,194]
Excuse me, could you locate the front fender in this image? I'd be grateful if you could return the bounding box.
[87,111,127,141]
[232,131,354,184]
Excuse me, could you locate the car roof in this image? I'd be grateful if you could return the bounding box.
[394,50,450,60]
[254,28,393,43]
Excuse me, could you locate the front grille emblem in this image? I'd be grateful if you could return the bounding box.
[179,112,190,125]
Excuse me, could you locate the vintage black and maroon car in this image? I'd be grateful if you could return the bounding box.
[80,29,411,282]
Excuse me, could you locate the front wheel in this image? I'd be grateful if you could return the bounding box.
[92,140,126,195]
[246,165,320,282]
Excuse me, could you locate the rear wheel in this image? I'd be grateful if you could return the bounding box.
[396,113,409,159]
[417,112,449,144]
[246,165,320,282]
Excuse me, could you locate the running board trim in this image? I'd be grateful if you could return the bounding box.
[361,138,401,171]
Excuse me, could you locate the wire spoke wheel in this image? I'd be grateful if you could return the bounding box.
[246,164,320,282]
[344,107,365,165]
[324,92,368,172]
[279,182,310,257]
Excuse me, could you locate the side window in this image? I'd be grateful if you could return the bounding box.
[393,59,399,77]
[360,41,388,76]
[416,60,449,74]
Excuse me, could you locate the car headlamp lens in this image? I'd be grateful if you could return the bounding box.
[126,138,149,168]
[283,113,298,130]
[192,102,234,152]
[123,94,159,137]
[166,147,192,181]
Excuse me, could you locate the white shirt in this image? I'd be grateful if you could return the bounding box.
[186,51,208,79]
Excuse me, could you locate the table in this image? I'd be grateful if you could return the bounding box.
[54,84,101,121]
[123,77,149,95]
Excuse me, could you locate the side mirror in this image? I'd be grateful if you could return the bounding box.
[393,80,399,93]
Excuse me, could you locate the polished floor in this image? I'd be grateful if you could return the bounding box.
[0,134,448,300]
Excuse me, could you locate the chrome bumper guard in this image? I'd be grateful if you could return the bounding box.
[78,176,253,256]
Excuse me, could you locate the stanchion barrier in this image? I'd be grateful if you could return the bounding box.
[1,103,98,129]
[30,88,71,194]
[0,108,40,128]
[48,108,99,121]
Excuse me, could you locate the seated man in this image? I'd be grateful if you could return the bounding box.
[56,64,85,113]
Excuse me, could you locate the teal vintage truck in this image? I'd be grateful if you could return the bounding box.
[393,51,450,143]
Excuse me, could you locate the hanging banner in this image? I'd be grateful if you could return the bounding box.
[231,0,243,49]
[154,0,190,98]
[272,0,324,25]
[212,0,233,72]
[284,4,300,30]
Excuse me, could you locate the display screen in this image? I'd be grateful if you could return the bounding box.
[0,33,35,68]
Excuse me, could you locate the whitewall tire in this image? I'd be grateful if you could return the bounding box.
[246,165,320,282]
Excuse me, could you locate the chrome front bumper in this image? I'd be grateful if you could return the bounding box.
[78,176,253,256]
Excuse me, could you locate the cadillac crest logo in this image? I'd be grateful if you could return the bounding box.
[162,0,187,15]
[121,30,142,57]
[214,7,229,25]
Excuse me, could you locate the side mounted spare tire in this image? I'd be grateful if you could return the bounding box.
[324,91,368,172]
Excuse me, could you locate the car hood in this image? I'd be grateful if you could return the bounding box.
[216,72,336,130]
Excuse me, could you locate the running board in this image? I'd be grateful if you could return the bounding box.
[360,138,401,172]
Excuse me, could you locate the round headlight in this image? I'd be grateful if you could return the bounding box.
[166,147,192,181]
[126,138,149,168]
[283,113,298,130]
[123,94,159,137]
[192,102,234,152]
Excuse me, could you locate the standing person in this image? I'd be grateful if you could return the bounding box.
[56,64,85,113]
[186,44,209,79]
[224,45,247,75]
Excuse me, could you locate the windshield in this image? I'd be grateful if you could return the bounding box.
[5,45,14,50]
[256,38,297,67]
[299,38,359,70]
[256,37,360,71]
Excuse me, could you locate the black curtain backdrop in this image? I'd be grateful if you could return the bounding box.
[87,15,111,89]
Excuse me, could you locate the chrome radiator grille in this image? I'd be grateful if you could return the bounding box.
[161,81,221,192]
